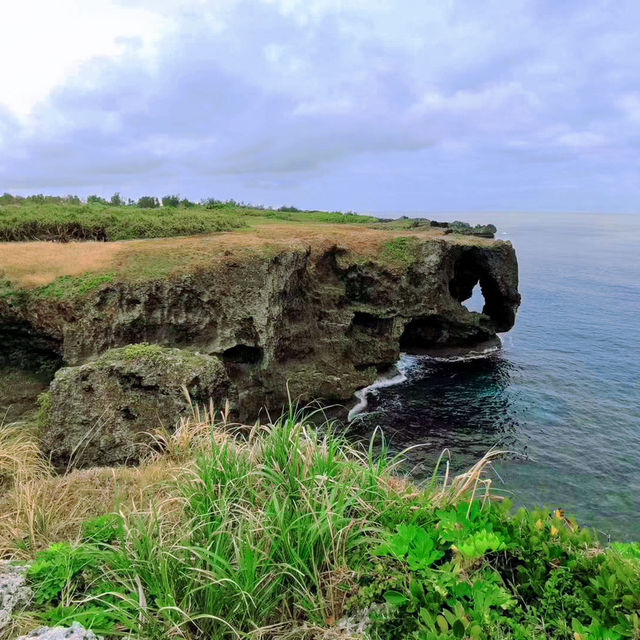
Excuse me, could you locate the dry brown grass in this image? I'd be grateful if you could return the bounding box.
[0,397,234,560]
[0,460,186,560]
[0,423,50,490]
[0,222,489,289]
[0,240,126,287]
[431,448,508,508]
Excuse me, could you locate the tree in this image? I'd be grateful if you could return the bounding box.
[161,194,181,207]
[0,193,18,204]
[137,196,159,208]
[88,195,108,205]
[110,192,124,207]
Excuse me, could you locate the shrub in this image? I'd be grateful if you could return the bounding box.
[87,195,108,205]
[137,196,159,208]
[109,192,124,207]
[161,194,181,207]
[81,514,124,544]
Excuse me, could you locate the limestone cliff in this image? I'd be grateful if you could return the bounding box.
[0,233,520,420]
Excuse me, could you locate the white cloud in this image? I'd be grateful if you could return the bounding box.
[616,93,640,125]
[1,0,640,212]
[0,0,167,117]
[556,131,609,150]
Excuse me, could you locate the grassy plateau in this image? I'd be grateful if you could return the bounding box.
[0,196,498,300]
[0,199,378,243]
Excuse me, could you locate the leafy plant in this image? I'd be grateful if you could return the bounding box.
[27,543,94,605]
[376,524,444,571]
[456,529,506,559]
[81,514,124,545]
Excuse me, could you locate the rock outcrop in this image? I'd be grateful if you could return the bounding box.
[0,562,30,633]
[41,345,230,467]
[1,235,520,433]
[15,622,101,640]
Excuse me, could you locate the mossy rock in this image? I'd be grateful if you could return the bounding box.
[41,344,232,468]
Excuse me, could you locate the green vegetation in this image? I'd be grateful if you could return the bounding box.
[1,272,117,302]
[0,202,247,242]
[0,194,379,242]
[448,221,497,238]
[35,390,52,432]
[8,408,639,640]
[381,236,422,268]
[36,273,117,299]
[117,343,171,362]
[0,194,499,244]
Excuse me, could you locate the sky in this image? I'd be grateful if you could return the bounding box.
[1,0,639,214]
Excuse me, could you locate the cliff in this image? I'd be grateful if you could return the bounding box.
[0,224,520,421]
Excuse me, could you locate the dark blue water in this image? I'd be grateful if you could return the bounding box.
[351,213,640,541]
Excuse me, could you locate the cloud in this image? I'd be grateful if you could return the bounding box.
[617,93,640,125]
[1,0,640,212]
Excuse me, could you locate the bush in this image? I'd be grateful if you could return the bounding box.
[87,195,108,205]
[19,411,640,640]
[137,196,160,209]
[161,194,181,207]
[81,514,124,544]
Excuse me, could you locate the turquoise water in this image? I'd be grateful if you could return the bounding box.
[351,213,640,541]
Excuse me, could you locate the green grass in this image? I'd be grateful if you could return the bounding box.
[0,273,117,302]
[380,236,422,268]
[15,407,640,640]
[0,203,247,241]
[0,201,379,242]
[35,273,117,299]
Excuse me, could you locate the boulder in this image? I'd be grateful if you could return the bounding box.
[0,562,30,632]
[16,621,101,640]
[41,344,232,468]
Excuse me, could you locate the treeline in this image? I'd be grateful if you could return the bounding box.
[0,192,357,215]
[1,192,215,209]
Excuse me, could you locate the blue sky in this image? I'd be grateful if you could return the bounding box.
[1,0,639,214]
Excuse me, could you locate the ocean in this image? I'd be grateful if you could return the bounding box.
[349,212,640,541]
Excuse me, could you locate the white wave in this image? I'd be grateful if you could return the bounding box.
[347,355,414,421]
[347,340,503,421]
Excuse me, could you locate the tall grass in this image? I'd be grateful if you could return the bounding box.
[0,203,247,242]
[100,409,413,638]
[0,422,49,489]
[2,407,432,638]
[6,406,635,640]
[0,202,378,242]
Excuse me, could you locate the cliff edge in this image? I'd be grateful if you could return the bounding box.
[0,223,520,424]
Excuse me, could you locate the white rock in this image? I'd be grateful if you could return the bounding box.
[0,562,31,631]
[15,621,102,640]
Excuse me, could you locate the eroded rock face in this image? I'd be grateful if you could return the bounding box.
[1,237,520,424]
[41,345,231,468]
